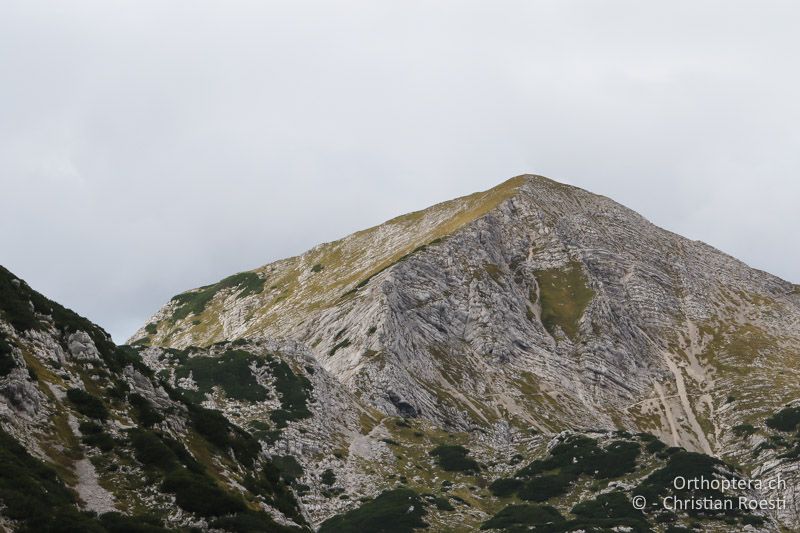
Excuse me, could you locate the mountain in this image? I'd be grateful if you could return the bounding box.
[2,175,799,532]
[0,265,315,532]
[132,175,800,444]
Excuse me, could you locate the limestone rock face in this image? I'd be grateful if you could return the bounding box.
[135,175,799,439]
[126,175,800,530]
[67,331,102,362]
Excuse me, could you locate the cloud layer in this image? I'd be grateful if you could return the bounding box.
[2,1,798,342]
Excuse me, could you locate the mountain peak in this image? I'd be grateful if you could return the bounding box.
[4,173,800,530]
[129,174,543,347]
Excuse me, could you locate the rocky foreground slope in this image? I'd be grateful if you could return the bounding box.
[2,175,799,532]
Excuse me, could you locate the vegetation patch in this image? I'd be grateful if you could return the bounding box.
[66,388,109,420]
[267,356,313,429]
[732,424,756,437]
[757,405,800,460]
[534,261,594,340]
[129,428,181,471]
[98,512,169,533]
[490,436,639,502]
[0,332,16,376]
[174,349,268,402]
[0,426,115,531]
[430,444,480,473]
[481,492,651,532]
[80,421,115,452]
[0,266,117,363]
[319,488,427,533]
[484,263,503,284]
[765,405,800,432]
[211,511,302,533]
[186,403,261,466]
[329,338,351,356]
[127,427,255,518]
[162,468,245,517]
[570,491,649,531]
[488,477,524,497]
[170,271,265,320]
[147,400,272,518]
[634,450,755,524]
[244,459,306,525]
[480,504,565,531]
[271,455,304,482]
[128,393,164,427]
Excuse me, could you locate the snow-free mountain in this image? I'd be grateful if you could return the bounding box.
[2,175,799,531]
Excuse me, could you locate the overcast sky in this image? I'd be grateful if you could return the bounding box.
[2,1,798,343]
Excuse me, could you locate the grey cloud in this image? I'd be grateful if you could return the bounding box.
[1,1,798,342]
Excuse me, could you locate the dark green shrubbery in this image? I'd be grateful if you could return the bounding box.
[129,429,180,471]
[480,504,565,531]
[480,494,651,532]
[169,343,312,437]
[488,477,524,497]
[321,468,336,486]
[268,356,313,428]
[328,338,351,356]
[174,349,268,402]
[0,266,45,331]
[766,405,800,432]
[244,459,306,525]
[571,491,649,531]
[211,511,302,533]
[432,495,454,511]
[271,455,304,483]
[429,444,480,473]
[107,380,130,401]
[188,402,233,444]
[732,424,757,437]
[635,450,751,523]
[107,345,152,375]
[171,272,265,320]
[128,427,250,518]
[757,406,800,460]
[98,512,169,533]
[0,332,16,376]
[66,388,109,420]
[0,427,109,532]
[187,403,261,466]
[516,472,573,502]
[80,422,115,452]
[162,469,245,517]
[491,436,640,503]
[128,393,164,427]
[0,266,117,364]
[645,439,668,454]
[319,488,427,533]
[592,440,640,478]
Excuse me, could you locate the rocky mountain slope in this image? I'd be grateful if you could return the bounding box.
[133,175,799,451]
[2,175,799,532]
[0,265,318,532]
